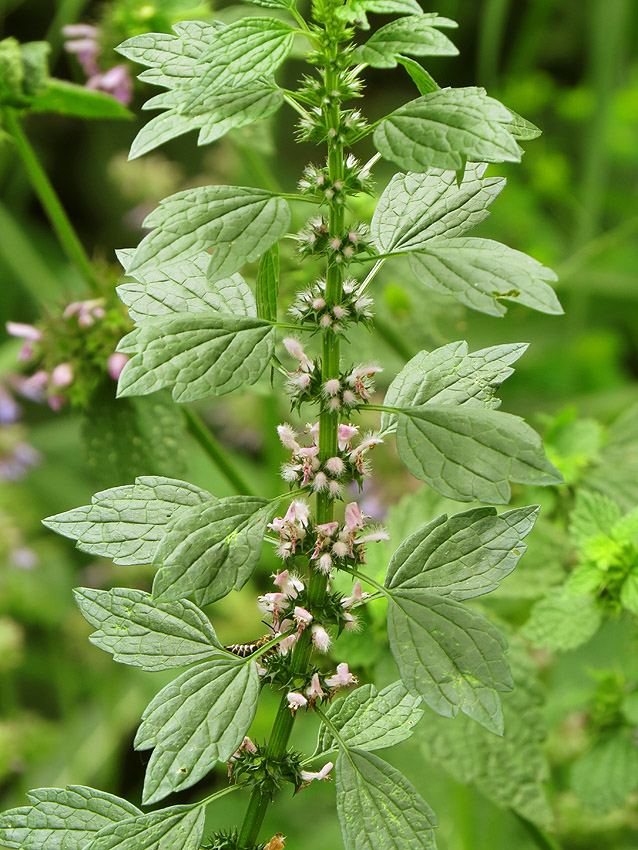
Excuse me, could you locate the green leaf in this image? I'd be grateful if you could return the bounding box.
[570,490,621,550]
[395,405,562,503]
[354,15,457,68]
[583,403,638,513]
[87,802,205,850]
[116,313,275,402]
[129,80,283,159]
[180,18,294,107]
[373,87,521,172]
[29,79,132,119]
[256,243,279,322]
[396,55,439,94]
[419,640,553,827]
[73,587,222,671]
[381,340,527,432]
[152,496,272,605]
[117,29,217,69]
[387,590,511,733]
[521,591,602,651]
[371,164,505,254]
[42,477,212,566]
[572,728,638,814]
[0,786,141,850]
[408,237,562,317]
[336,749,437,850]
[135,657,260,803]
[502,108,541,141]
[385,506,538,601]
[317,681,423,754]
[127,186,290,279]
[336,0,424,30]
[117,251,256,322]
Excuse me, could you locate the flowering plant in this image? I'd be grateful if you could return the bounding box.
[0,1,564,849]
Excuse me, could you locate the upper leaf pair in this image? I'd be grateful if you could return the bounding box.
[118,19,291,158]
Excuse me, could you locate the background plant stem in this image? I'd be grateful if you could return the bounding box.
[182,407,256,496]
[1,106,100,293]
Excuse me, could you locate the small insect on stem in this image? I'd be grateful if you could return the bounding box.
[225,634,277,659]
[264,834,286,850]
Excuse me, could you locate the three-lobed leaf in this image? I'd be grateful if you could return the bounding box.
[354,14,458,68]
[408,237,562,317]
[371,164,505,254]
[380,340,527,432]
[395,404,563,503]
[74,587,222,671]
[387,590,512,733]
[152,496,272,605]
[86,803,205,850]
[42,477,212,565]
[135,657,260,803]
[116,314,276,402]
[317,681,423,754]
[373,86,521,172]
[127,185,290,279]
[336,749,437,850]
[385,505,539,601]
[0,786,141,850]
[116,251,256,322]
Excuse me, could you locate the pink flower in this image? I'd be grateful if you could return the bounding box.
[48,394,66,411]
[325,662,358,689]
[315,521,339,537]
[332,540,349,558]
[294,606,313,633]
[283,337,313,371]
[300,762,333,784]
[287,692,308,712]
[6,322,41,341]
[356,529,390,544]
[337,423,359,450]
[87,64,133,105]
[344,502,365,533]
[306,672,325,699]
[312,471,328,492]
[278,633,297,655]
[318,553,333,574]
[324,378,340,396]
[51,363,73,388]
[272,569,304,598]
[107,352,129,381]
[311,624,331,652]
[342,581,367,609]
[277,423,299,450]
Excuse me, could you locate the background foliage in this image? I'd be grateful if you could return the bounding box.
[1,0,638,848]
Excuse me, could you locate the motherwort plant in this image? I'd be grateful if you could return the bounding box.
[0,1,563,848]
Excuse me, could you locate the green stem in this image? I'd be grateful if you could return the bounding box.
[237,13,347,848]
[1,106,100,293]
[182,407,256,496]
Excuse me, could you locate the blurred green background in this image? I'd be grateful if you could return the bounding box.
[1,1,638,848]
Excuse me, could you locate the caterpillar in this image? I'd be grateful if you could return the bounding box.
[225,634,277,658]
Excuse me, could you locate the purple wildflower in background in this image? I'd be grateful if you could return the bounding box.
[62,23,133,105]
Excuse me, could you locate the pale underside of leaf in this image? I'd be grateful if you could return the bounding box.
[387,591,511,733]
[116,313,275,402]
[395,404,562,503]
[135,659,259,803]
[371,164,505,254]
[73,587,222,671]
[42,477,212,565]
[373,87,521,172]
[408,237,562,317]
[336,749,437,850]
[87,803,205,850]
[354,15,458,68]
[0,786,141,850]
[127,186,290,279]
[117,252,255,321]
